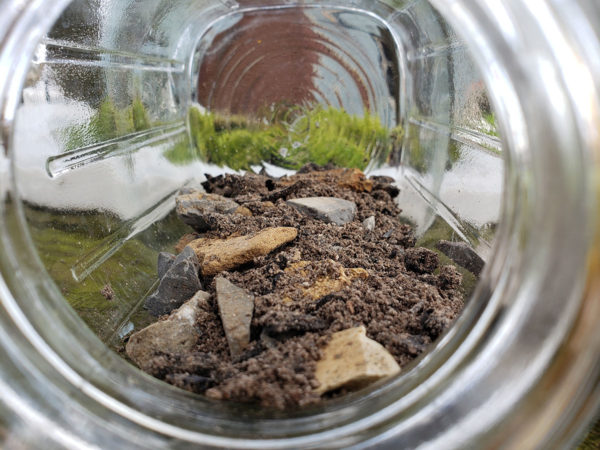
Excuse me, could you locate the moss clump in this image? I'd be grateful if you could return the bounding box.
[173,105,402,170]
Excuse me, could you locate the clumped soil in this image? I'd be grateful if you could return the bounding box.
[131,165,465,409]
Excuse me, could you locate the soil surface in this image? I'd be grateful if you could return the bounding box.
[127,165,466,409]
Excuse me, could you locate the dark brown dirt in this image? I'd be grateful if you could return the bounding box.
[137,165,466,409]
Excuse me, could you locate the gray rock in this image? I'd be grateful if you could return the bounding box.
[176,192,240,232]
[145,246,202,316]
[362,216,375,232]
[157,252,175,279]
[215,277,254,358]
[287,197,357,226]
[435,240,485,276]
[127,290,210,371]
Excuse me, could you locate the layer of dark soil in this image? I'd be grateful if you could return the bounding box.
[131,165,465,409]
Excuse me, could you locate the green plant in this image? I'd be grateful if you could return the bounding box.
[177,105,401,170]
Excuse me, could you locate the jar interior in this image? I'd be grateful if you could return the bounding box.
[12,0,502,371]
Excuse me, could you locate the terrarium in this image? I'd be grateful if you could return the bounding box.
[0,0,598,448]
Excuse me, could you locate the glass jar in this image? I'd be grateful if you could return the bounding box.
[0,0,598,448]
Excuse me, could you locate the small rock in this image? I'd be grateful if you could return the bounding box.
[145,246,202,316]
[404,247,439,274]
[157,252,175,279]
[336,168,374,193]
[215,277,254,358]
[234,206,253,217]
[189,227,298,276]
[284,260,368,300]
[362,216,375,232]
[435,240,485,276]
[127,290,210,371]
[175,192,241,232]
[287,197,357,226]
[314,326,400,395]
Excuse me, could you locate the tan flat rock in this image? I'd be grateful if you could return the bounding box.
[126,290,210,371]
[215,277,254,358]
[189,227,297,276]
[285,260,368,300]
[314,326,400,395]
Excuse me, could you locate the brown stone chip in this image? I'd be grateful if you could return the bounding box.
[189,227,298,276]
[284,260,368,300]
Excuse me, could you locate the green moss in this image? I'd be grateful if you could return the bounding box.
[173,105,402,170]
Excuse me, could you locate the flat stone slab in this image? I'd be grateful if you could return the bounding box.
[287,197,357,225]
[435,240,485,276]
[314,326,400,395]
[127,290,210,371]
[176,191,243,232]
[189,227,298,276]
[145,246,202,316]
[215,277,254,358]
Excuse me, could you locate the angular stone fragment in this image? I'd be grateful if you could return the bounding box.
[435,240,485,276]
[176,192,241,232]
[157,252,176,279]
[284,260,368,301]
[127,290,210,371]
[189,227,298,276]
[215,277,254,358]
[314,326,400,395]
[287,197,357,226]
[145,246,202,316]
[362,216,375,232]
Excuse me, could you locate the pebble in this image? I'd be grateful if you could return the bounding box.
[435,240,485,276]
[287,197,357,226]
[127,290,210,371]
[144,246,202,316]
[284,260,368,301]
[314,326,400,395]
[362,216,375,232]
[189,227,298,276]
[175,191,241,232]
[336,168,374,193]
[215,277,254,358]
